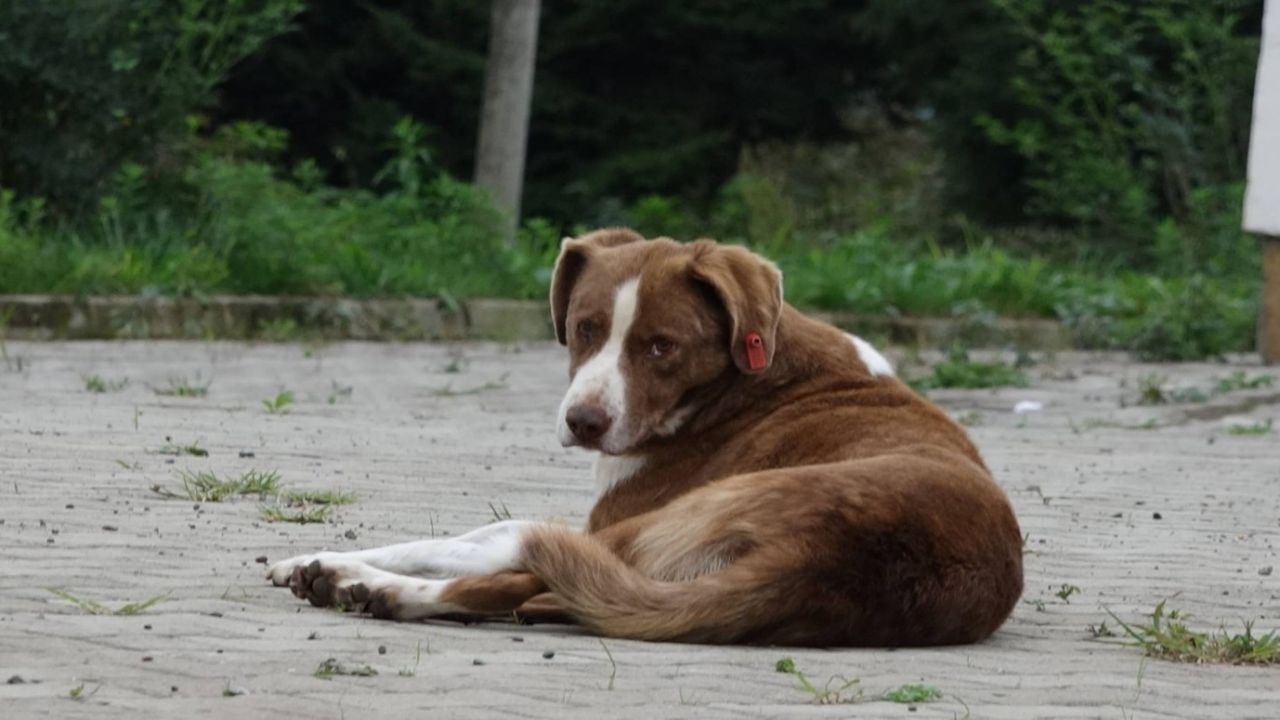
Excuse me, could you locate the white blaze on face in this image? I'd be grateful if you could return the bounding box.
[847,334,895,377]
[557,278,640,452]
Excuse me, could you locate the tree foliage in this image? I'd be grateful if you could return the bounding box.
[0,0,302,216]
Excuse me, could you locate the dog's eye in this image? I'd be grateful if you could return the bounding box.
[648,338,676,358]
[576,320,595,343]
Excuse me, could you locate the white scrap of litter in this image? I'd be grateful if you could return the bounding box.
[1013,400,1044,414]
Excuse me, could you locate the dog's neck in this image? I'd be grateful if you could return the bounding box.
[642,305,877,451]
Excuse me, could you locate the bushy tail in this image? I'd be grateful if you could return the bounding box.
[519,526,778,643]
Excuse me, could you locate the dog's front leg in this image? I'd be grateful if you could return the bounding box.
[266,520,548,615]
[267,519,539,584]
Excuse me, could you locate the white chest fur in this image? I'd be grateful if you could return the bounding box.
[592,454,647,495]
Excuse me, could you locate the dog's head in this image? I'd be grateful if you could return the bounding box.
[550,228,783,454]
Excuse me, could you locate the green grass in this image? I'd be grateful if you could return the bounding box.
[259,504,333,524]
[1227,419,1273,436]
[882,684,943,704]
[262,389,295,414]
[153,375,210,398]
[83,374,128,393]
[910,348,1028,391]
[283,489,356,506]
[774,658,863,705]
[1105,602,1280,665]
[259,486,355,523]
[47,588,168,615]
[152,469,282,501]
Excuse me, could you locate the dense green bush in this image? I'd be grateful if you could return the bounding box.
[0,0,302,217]
[977,0,1258,261]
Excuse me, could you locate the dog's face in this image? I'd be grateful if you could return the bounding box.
[550,229,783,455]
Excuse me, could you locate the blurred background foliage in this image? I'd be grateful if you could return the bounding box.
[0,0,1266,359]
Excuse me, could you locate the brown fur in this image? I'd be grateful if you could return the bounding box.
[454,230,1023,646]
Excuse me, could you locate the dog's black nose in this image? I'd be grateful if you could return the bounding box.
[566,404,612,444]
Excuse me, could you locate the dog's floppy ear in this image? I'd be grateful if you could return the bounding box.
[688,241,784,373]
[549,228,645,345]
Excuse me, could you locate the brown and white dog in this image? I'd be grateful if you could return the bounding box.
[268,229,1023,646]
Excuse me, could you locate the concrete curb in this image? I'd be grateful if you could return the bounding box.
[0,295,1071,348]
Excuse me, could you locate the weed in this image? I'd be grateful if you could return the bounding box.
[1136,371,1274,408]
[430,375,509,397]
[955,411,983,427]
[327,381,353,405]
[152,469,281,501]
[262,390,294,414]
[599,638,617,691]
[488,501,513,521]
[1214,371,1274,394]
[1105,602,1280,665]
[1055,584,1081,602]
[910,349,1027,391]
[442,348,468,374]
[883,684,942,704]
[399,640,426,677]
[69,684,84,699]
[83,375,128,393]
[157,438,208,457]
[1088,621,1117,638]
[314,658,377,679]
[1227,419,1273,436]
[259,504,332,524]
[47,588,168,615]
[1136,373,1168,405]
[1071,418,1159,432]
[154,375,210,398]
[774,657,862,705]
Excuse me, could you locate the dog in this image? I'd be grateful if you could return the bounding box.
[268,228,1023,646]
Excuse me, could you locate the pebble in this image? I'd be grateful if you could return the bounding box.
[7,675,26,685]
[1152,512,1162,520]
[472,659,485,666]
[255,556,268,564]
[1260,566,1274,577]
[344,529,358,540]
[542,651,555,659]
[378,645,387,655]
[103,525,118,532]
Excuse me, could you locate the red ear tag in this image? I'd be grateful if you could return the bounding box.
[744,332,767,371]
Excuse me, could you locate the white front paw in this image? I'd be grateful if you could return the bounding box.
[266,551,338,586]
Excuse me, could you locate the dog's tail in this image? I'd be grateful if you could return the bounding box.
[519,526,783,643]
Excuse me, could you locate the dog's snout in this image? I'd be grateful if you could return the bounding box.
[565,404,612,444]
